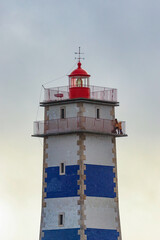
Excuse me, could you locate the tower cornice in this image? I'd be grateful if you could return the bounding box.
[40,98,119,107]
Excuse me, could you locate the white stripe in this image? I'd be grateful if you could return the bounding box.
[42,197,80,230]
[46,135,79,167]
[85,135,115,166]
[86,197,118,229]
[42,197,119,231]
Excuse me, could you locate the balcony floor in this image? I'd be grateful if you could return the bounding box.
[32,130,128,138]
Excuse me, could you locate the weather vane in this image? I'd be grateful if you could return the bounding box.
[75,47,85,62]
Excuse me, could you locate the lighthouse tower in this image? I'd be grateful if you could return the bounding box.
[33,53,127,240]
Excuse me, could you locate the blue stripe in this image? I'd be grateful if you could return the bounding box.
[42,229,119,240]
[45,164,115,198]
[85,165,116,198]
[86,228,119,240]
[42,228,80,240]
[45,165,79,198]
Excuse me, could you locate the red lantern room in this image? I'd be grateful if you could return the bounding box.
[69,61,90,99]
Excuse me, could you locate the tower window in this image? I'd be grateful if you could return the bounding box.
[58,213,64,226]
[60,163,65,175]
[60,108,66,119]
[96,108,100,119]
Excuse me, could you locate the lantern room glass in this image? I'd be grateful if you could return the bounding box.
[69,76,90,88]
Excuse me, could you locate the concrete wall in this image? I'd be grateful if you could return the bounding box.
[45,165,79,198]
[40,101,121,240]
[42,229,119,240]
[43,197,80,230]
[84,103,113,120]
[48,103,79,120]
[42,229,80,240]
[48,103,113,120]
[44,164,115,199]
[86,197,118,229]
[85,229,119,240]
[85,164,116,198]
[46,135,79,167]
[85,134,114,166]
[42,197,118,231]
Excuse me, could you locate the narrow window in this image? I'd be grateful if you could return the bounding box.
[60,108,65,119]
[60,163,65,175]
[96,108,100,119]
[58,213,64,226]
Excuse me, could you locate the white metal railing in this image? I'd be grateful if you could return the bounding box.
[33,117,126,136]
[43,85,117,102]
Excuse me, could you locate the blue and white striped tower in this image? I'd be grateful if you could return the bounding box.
[33,57,127,240]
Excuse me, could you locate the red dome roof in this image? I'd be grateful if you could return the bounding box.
[69,62,90,77]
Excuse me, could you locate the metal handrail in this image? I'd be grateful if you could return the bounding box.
[33,117,126,136]
[43,85,117,102]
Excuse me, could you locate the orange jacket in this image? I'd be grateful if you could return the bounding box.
[118,122,122,129]
[115,120,119,127]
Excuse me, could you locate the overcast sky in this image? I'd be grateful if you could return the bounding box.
[0,1,160,240]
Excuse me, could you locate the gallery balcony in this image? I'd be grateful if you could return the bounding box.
[42,85,118,103]
[33,117,127,137]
